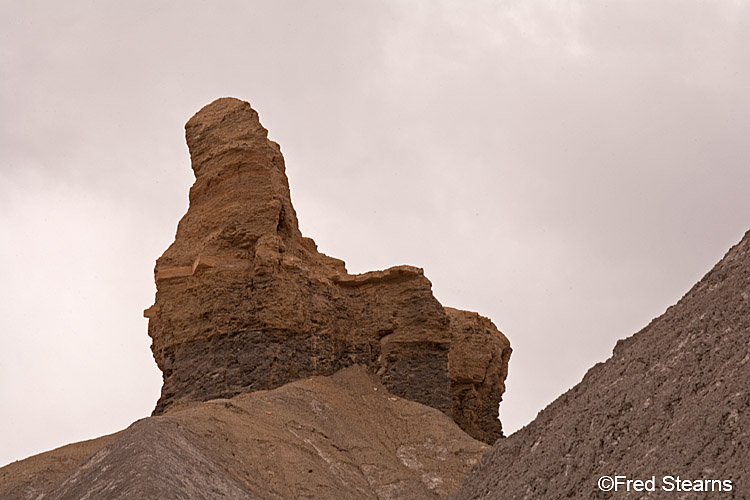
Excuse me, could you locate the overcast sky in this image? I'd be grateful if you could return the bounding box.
[2,1,749,467]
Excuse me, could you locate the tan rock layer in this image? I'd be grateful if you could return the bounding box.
[146,98,511,442]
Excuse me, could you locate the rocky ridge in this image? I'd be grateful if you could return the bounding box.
[144,97,511,443]
[0,367,489,500]
[452,230,750,499]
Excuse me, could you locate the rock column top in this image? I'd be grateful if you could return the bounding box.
[185,97,272,178]
[156,97,303,268]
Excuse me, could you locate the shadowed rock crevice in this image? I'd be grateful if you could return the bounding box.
[145,97,511,442]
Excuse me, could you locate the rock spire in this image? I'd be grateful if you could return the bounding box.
[144,97,511,442]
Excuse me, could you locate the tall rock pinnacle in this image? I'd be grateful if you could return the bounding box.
[158,98,304,268]
[144,97,511,442]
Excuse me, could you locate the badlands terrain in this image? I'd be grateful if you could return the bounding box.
[1,98,747,499]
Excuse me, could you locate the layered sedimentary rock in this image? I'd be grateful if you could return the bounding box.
[0,367,490,500]
[453,230,750,499]
[447,309,512,444]
[144,98,511,442]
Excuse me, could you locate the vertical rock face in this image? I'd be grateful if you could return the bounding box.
[448,308,512,444]
[145,97,511,442]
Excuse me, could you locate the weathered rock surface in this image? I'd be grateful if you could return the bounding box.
[447,308,511,445]
[0,434,119,500]
[1,366,490,500]
[145,97,511,442]
[453,230,750,499]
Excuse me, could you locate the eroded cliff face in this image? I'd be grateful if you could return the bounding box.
[144,97,511,442]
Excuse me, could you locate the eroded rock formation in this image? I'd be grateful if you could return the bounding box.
[144,97,511,442]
